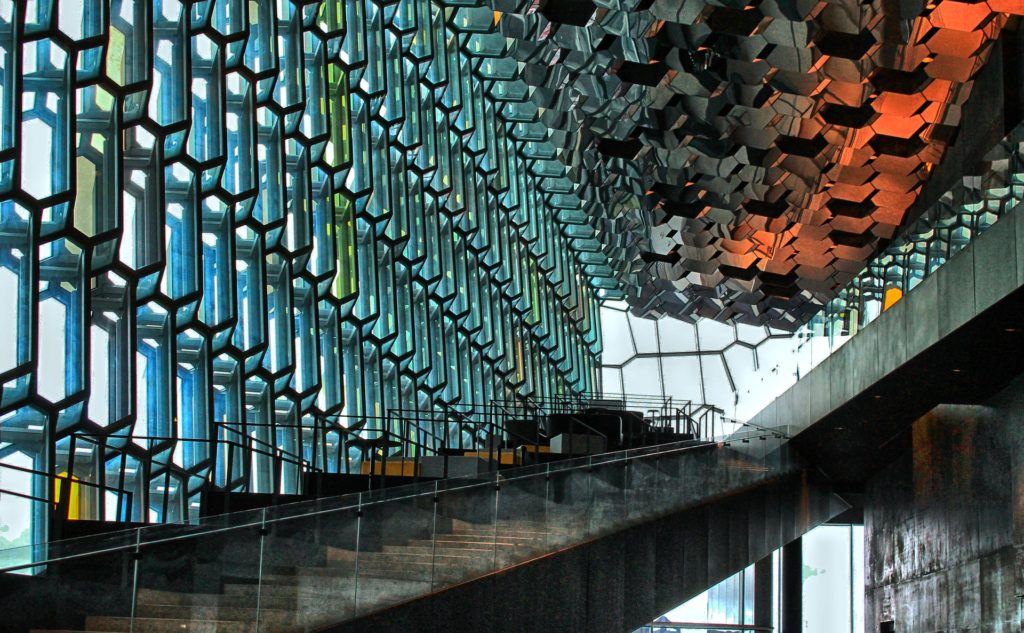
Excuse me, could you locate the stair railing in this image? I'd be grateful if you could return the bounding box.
[0,423,805,633]
[68,431,316,522]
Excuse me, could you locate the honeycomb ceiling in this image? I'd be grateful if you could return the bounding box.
[493,0,1024,328]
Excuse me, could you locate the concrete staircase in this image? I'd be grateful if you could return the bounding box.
[28,519,571,633]
[10,433,843,633]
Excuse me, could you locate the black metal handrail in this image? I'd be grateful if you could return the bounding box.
[0,460,136,523]
[68,430,317,521]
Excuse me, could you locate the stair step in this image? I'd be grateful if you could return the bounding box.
[137,602,352,629]
[411,536,524,544]
[352,550,494,562]
[368,545,493,556]
[136,589,228,608]
[274,553,486,578]
[231,574,431,592]
[299,547,532,576]
[444,530,548,539]
[406,539,521,549]
[137,588,336,612]
[223,582,348,599]
[313,556,480,573]
[452,528,563,537]
[452,520,563,532]
[85,616,255,633]
[133,603,294,624]
[329,555,503,570]
[455,521,564,530]
[321,536,546,562]
[256,561,484,584]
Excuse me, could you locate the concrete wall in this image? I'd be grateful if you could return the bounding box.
[864,375,1024,633]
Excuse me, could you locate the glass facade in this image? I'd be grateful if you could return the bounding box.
[639,524,865,633]
[803,525,864,633]
[0,0,611,546]
[599,301,799,423]
[658,564,757,628]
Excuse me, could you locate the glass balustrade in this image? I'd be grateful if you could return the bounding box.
[0,428,795,632]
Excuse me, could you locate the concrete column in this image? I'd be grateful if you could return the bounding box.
[753,554,773,628]
[782,538,802,633]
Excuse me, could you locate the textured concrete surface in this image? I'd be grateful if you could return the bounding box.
[864,375,1024,633]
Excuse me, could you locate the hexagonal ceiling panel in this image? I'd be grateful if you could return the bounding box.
[493,0,1024,329]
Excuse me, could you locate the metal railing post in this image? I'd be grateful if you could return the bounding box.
[254,507,267,633]
[430,480,439,589]
[352,493,362,612]
[128,528,141,633]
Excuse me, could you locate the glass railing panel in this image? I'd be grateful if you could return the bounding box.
[0,503,272,579]
[745,435,785,480]
[262,492,361,523]
[547,457,597,542]
[623,451,664,524]
[145,506,266,542]
[259,503,362,629]
[0,542,137,632]
[0,526,139,573]
[714,442,763,498]
[678,442,725,505]
[360,477,443,502]
[131,520,264,631]
[641,449,685,512]
[353,487,438,617]
[585,454,630,537]
[430,475,499,592]
[494,469,550,567]
[531,463,573,553]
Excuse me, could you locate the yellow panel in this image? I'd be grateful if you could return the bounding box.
[54,472,81,520]
[360,460,420,477]
[464,450,520,465]
[521,445,550,454]
[883,287,903,311]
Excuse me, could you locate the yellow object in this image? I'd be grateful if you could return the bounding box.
[464,450,520,465]
[360,460,420,477]
[54,472,81,519]
[883,287,903,311]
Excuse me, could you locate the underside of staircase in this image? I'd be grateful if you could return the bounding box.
[331,470,843,633]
